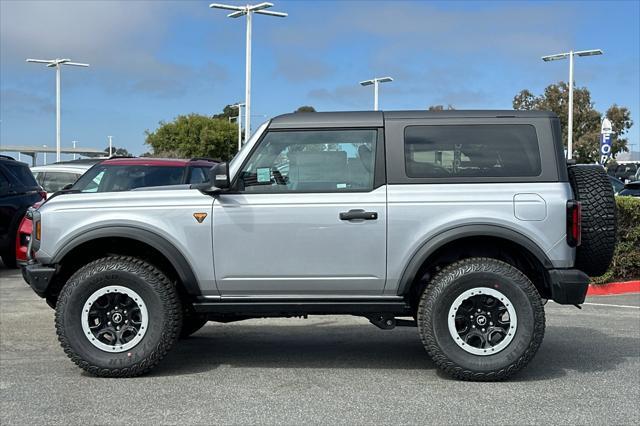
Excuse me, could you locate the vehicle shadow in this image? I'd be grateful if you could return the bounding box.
[152,322,638,381]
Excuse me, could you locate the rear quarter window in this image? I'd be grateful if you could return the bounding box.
[404,125,542,179]
[4,163,39,187]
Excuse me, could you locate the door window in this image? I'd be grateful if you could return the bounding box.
[237,129,377,193]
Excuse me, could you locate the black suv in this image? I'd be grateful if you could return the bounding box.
[0,155,45,267]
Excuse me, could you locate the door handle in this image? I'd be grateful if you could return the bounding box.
[339,209,378,221]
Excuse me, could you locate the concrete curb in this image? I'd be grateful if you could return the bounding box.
[587,280,640,296]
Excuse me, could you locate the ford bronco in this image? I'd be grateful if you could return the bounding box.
[22,110,616,380]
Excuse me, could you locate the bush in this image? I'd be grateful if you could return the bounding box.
[592,196,640,284]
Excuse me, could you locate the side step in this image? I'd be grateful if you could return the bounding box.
[192,299,411,316]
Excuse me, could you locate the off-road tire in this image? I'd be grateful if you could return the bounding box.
[417,258,545,381]
[568,165,617,277]
[55,256,182,377]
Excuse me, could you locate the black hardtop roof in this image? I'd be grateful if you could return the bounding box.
[269,110,557,128]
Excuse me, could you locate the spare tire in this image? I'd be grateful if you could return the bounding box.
[568,165,617,276]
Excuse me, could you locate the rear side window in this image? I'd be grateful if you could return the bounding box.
[404,125,541,178]
[4,163,39,187]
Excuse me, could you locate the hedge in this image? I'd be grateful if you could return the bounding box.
[591,196,640,284]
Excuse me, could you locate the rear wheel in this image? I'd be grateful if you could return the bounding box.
[55,256,182,377]
[417,258,545,381]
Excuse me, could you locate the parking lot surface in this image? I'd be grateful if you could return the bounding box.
[1,266,639,425]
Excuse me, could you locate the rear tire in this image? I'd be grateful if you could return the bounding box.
[568,165,617,277]
[417,258,545,381]
[55,256,182,377]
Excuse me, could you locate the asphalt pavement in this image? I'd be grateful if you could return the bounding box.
[1,266,639,425]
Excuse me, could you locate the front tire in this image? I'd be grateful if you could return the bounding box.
[55,256,182,377]
[417,258,545,381]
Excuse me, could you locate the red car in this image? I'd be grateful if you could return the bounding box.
[16,157,217,264]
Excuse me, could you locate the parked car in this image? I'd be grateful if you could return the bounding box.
[618,181,640,197]
[15,157,218,264]
[31,159,102,196]
[22,111,616,381]
[69,157,217,192]
[0,155,45,267]
[608,162,639,183]
[609,175,625,195]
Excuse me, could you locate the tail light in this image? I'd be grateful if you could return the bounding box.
[566,200,582,247]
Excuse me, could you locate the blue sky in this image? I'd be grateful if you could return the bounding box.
[1,0,639,162]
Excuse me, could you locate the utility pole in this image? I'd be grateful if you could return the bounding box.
[542,49,603,159]
[231,102,245,151]
[209,2,287,140]
[26,58,89,162]
[360,77,393,111]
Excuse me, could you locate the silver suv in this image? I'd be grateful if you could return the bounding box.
[22,110,616,380]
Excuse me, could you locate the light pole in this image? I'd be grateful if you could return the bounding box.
[360,77,393,111]
[42,145,47,165]
[209,2,287,141]
[108,136,113,157]
[230,102,245,151]
[72,140,77,160]
[542,49,603,159]
[26,58,89,163]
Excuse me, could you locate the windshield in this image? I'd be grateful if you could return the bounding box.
[72,164,185,192]
[229,121,269,171]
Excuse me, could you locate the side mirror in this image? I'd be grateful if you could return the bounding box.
[200,162,231,193]
[209,162,230,190]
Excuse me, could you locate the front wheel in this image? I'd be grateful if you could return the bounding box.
[417,258,545,381]
[55,256,182,377]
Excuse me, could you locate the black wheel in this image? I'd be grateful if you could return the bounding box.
[417,258,545,381]
[55,256,182,377]
[568,165,617,277]
[180,312,208,339]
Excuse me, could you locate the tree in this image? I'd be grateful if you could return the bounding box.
[103,146,131,157]
[294,106,316,113]
[513,82,633,163]
[145,113,238,160]
[427,104,455,111]
[212,104,240,120]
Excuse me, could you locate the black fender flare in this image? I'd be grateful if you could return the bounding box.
[396,224,553,296]
[50,226,201,295]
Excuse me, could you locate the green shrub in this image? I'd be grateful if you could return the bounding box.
[592,196,640,284]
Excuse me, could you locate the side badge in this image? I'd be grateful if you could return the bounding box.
[193,213,208,223]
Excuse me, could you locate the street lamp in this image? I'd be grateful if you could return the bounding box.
[26,58,89,163]
[360,77,393,111]
[230,102,245,151]
[542,49,603,159]
[209,2,287,141]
